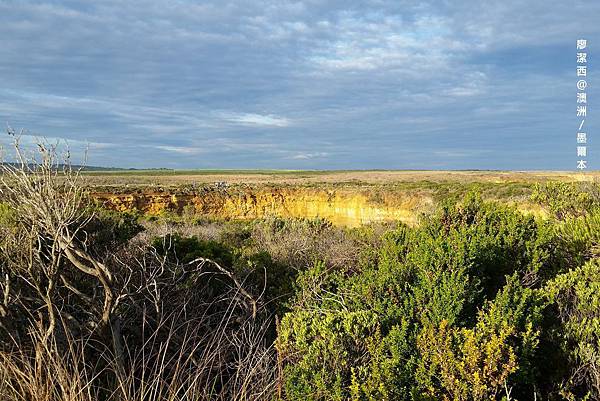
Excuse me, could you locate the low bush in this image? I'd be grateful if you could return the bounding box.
[276,193,590,401]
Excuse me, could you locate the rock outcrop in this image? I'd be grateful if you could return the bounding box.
[92,187,435,227]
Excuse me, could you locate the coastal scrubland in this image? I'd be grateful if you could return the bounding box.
[1,143,600,400]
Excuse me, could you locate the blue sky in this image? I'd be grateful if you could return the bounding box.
[1,0,599,170]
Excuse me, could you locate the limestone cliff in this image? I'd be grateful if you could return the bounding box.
[92,187,437,227]
[92,186,545,227]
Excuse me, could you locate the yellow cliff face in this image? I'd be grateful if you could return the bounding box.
[92,187,546,227]
[93,188,434,227]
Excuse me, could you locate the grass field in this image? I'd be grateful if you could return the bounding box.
[82,169,600,188]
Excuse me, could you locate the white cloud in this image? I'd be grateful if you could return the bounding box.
[441,71,488,97]
[291,151,329,160]
[432,149,489,158]
[218,112,291,127]
[307,13,459,73]
[154,145,205,155]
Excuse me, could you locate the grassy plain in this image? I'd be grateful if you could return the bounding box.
[83,169,600,186]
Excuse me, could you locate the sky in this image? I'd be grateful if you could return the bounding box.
[1,0,599,170]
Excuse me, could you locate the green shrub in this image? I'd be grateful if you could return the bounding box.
[546,259,600,399]
[531,182,600,220]
[152,233,234,266]
[152,233,296,316]
[416,319,517,401]
[85,208,144,251]
[277,194,552,400]
[556,209,600,265]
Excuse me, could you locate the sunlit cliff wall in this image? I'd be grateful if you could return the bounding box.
[92,187,438,227]
[93,187,546,227]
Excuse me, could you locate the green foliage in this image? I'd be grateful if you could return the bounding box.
[416,319,517,401]
[277,194,553,400]
[278,309,381,401]
[151,233,296,315]
[556,209,600,265]
[152,233,234,266]
[85,208,144,250]
[416,275,543,400]
[0,202,16,227]
[546,259,600,399]
[531,182,600,220]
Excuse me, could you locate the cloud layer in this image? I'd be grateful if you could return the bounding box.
[1,0,599,169]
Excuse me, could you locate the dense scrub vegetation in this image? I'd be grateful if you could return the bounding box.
[0,140,599,400]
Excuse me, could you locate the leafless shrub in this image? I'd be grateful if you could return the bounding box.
[0,327,99,401]
[0,306,276,401]
[251,217,394,271]
[0,130,277,401]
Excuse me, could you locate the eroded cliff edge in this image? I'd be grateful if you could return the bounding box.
[92,185,545,227]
